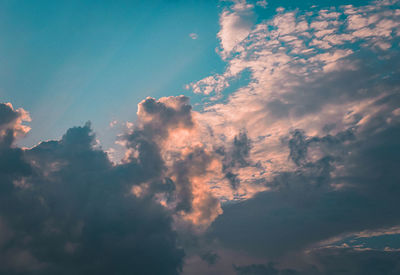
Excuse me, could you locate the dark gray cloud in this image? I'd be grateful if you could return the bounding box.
[0,96,229,274]
[0,103,19,129]
[309,248,400,275]
[209,120,400,257]
[288,130,308,166]
[288,128,355,166]
[231,131,252,168]
[218,131,254,189]
[0,103,31,193]
[234,248,400,275]
[200,250,220,266]
[0,111,184,274]
[235,262,303,275]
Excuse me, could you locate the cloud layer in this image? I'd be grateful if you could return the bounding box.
[1,0,400,274]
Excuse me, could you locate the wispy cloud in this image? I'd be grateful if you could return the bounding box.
[189,33,198,40]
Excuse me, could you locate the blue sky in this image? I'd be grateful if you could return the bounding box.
[0,0,224,147]
[0,0,372,149]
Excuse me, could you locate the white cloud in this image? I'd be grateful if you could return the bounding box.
[256,0,267,8]
[109,120,118,127]
[217,0,255,59]
[189,33,198,40]
[185,0,400,203]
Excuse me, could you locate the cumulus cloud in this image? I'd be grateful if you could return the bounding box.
[0,103,31,191]
[121,96,224,231]
[0,103,186,274]
[0,103,30,147]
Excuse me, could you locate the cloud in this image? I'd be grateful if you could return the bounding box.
[0,108,186,274]
[109,120,118,128]
[218,130,255,190]
[111,96,228,233]
[217,0,255,59]
[200,250,220,266]
[189,33,198,40]
[255,0,267,9]
[0,103,31,147]
[234,248,400,275]
[234,262,302,275]
[178,1,400,272]
[188,0,400,192]
[0,103,32,193]
[209,119,400,256]
[2,1,400,274]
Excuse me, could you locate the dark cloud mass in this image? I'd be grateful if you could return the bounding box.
[234,248,400,275]
[0,103,184,274]
[219,131,254,189]
[200,250,219,266]
[210,110,400,256]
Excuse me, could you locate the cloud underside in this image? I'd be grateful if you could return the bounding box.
[1,0,400,274]
[234,248,400,275]
[189,0,400,273]
[0,103,185,274]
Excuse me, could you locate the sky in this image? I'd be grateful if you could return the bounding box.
[0,0,223,149]
[1,0,400,274]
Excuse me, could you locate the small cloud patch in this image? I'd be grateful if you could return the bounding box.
[189,33,198,40]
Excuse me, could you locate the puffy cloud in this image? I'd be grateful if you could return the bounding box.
[121,96,224,230]
[189,33,198,40]
[217,0,256,59]
[255,0,267,9]
[189,74,229,97]
[0,103,32,193]
[0,103,30,147]
[188,0,400,194]
[0,108,186,274]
